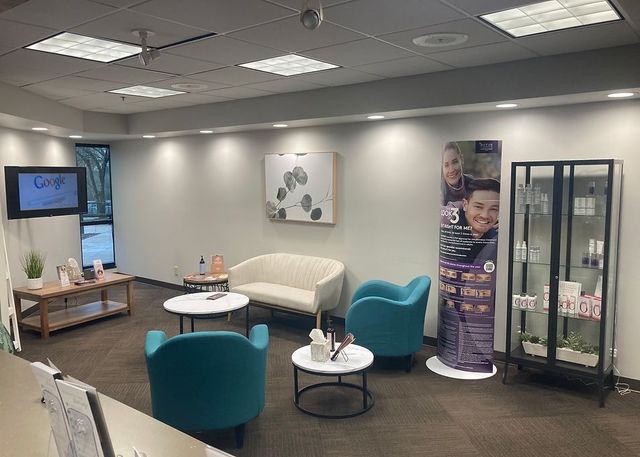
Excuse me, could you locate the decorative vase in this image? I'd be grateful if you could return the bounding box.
[27,277,43,290]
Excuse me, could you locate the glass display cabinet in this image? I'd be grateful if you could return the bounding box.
[503,159,622,406]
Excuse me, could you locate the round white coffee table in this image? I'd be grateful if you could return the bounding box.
[291,344,374,418]
[163,292,249,336]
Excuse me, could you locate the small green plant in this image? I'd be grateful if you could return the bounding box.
[20,250,46,279]
[558,331,598,354]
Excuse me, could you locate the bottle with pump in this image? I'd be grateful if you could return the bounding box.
[199,255,206,275]
[521,241,528,262]
[326,318,335,352]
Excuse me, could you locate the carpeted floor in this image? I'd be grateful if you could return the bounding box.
[16,281,640,457]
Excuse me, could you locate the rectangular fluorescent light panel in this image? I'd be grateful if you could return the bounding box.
[238,54,338,76]
[26,32,141,62]
[481,1,620,37]
[108,86,185,98]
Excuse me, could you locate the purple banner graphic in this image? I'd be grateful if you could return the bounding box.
[437,140,502,373]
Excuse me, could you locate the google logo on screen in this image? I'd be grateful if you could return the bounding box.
[34,174,66,190]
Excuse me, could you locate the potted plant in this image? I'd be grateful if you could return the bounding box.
[556,331,599,367]
[520,331,547,357]
[21,250,46,290]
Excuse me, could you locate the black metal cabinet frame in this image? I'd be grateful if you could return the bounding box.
[503,159,623,407]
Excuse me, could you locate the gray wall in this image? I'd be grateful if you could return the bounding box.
[0,127,82,308]
[111,100,640,380]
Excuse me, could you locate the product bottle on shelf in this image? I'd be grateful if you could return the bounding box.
[534,185,542,209]
[515,241,522,262]
[586,181,596,216]
[517,184,525,212]
[199,255,206,275]
[521,241,528,262]
[542,194,549,214]
[525,184,533,206]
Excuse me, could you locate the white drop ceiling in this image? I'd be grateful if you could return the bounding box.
[0,0,638,116]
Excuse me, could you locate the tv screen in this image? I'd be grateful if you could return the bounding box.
[5,166,88,219]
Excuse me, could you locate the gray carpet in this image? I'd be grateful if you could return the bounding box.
[16,282,640,457]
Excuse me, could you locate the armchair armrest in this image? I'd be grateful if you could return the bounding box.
[351,279,401,304]
[314,264,345,312]
[249,324,269,353]
[145,330,167,359]
[228,256,262,289]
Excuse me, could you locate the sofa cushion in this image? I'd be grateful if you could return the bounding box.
[232,282,316,313]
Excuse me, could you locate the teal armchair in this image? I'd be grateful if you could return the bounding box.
[345,276,431,372]
[144,325,269,447]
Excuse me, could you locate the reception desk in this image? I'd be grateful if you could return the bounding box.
[0,351,233,457]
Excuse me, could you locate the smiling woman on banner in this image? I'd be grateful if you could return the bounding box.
[441,141,474,206]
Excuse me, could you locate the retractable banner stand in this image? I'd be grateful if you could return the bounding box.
[427,140,502,379]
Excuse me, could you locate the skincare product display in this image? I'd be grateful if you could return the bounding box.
[581,239,604,269]
[515,182,551,214]
[514,241,541,262]
[512,292,538,311]
[574,181,603,216]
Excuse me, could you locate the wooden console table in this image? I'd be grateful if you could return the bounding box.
[13,272,135,338]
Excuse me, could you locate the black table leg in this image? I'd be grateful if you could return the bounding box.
[363,371,368,409]
[245,305,249,337]
[191,317,195,333]
[294,366,299,404]
[179,316,183,334]
[338,375,342,384]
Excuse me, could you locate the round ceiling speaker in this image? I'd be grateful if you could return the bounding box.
[412,33,469,48]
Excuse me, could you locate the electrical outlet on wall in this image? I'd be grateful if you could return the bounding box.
[173,265,179,276]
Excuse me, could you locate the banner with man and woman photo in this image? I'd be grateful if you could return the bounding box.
[437,140,502,374]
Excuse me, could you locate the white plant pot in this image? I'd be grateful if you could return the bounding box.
[27,277,43,290]
[522,341,548,358]
[556,347,599,367]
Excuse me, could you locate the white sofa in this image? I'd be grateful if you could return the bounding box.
[228,253,345,328]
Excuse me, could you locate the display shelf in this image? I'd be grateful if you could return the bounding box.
[505,159,622,407]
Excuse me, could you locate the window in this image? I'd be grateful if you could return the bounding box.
[76,144,115,269]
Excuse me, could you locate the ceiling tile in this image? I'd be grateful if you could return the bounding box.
[0,0,116,29]
[23,84,95,100]
[76,64,175,83]
[166,36,283,66]
[429,41,537,67]
[0,19,55,55]
[87,0,147,6]
[132,0,294,33]
[25,75,124,91]
[133,93,232,109]
[243,78,325,93]
[200,86,274,99]
[94,103,160,113]
[0,49,103,74]
[149,76,230,92]
[118,54,223,75]
[266,0,352,9]
[229,15,366,52]
[0,66,64,84]
[60,92,146,109]
[302,38,415,67]
[353,56,451,77]
[325,0,464,36]
[294,67,381,86]
[441,0,531,16]
[71,9,208,47]
[379,19,508,55]
[191,66,282,85]
[515,22,639,56]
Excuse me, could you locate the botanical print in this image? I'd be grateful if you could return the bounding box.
[265,152,336,224]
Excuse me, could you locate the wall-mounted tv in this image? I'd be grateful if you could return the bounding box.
[4,166,88,219]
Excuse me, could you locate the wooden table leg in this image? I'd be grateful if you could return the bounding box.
[101,289,108,303]
[39,299,50,339]
[126,281,134,315]
[13,293,22,327]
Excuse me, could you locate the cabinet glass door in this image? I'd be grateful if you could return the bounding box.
[509,164,556,362]
[554,163,609,373]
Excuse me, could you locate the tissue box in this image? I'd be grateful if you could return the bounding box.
[310,340,331,362]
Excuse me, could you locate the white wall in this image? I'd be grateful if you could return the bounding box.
[0,127,82,305]
[111,99,640,380]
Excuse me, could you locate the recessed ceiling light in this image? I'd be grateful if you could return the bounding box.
[412,33,468,48]
[31,127,48,131]
[69,135,83,139]
[496,103,518,108]
[109,85,185,98]
[273,124,288,128]
[171,83,209,91]
[26,32,141,62]
[200,130,213,134]
[367,115,385,120]
[607,92,635,98]
[480,0,621,37]
[239,54,338,76]
[143,135,156,138]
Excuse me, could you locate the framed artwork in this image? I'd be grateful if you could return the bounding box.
[265,152,336,224]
